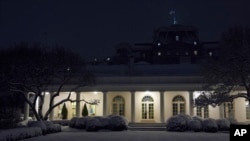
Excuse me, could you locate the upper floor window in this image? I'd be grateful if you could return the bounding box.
[175,35,180,41]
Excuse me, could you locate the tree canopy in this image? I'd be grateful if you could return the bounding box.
[0,43,95,121]
[195,26,250,106]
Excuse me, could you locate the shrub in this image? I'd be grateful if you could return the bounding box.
[226,118,238,125]
[85,117,102,131]
[216,118,230,131]
[74,117,88,129]
[0,127,42,141]
[69,117,78,128]
[202,118,218,132]
[166,114,192,132]
[28,121,47,135]
[51,120,70,126]
[61,103,68,119]
[44,121,61,133]
[188,120,202,132]
[95,116,110,129]
[82,103,88,117]
[107,115,128,131]
[192,116,203,123]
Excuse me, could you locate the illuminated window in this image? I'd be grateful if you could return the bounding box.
[194,41,197,45]
[157,42,161,46]
[176,35,179,41]
[112,96,125,116]
[209,51,213,56]
[246,99,250,119]
[196,106,209,118]
[222,102,234,118]
[172,95,185,115]
[89,104,96,116]
[142,96,154,119]
[157,52,162,56]
[194,50,198,55]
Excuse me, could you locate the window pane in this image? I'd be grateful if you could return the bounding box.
[149,103,154,119]
[196,106,202,117]
[142,103,147,119]
[173,103,178,115]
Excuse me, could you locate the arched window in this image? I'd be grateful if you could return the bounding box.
[141,96,154,119]
[196,106,209,118]
[222,102,234,118]
[246,99,250,119]
[172,95,185,115]
[112,96,125,116]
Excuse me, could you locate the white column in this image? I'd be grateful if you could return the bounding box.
[131,91,135,123]
[103,91,107,116]
[189,91,194,116]
[24,93,30,120]
[76,92,81,117]
[49,92,54,120]
[160,91,165,123]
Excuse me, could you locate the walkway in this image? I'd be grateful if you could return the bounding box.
[22,127,229,141]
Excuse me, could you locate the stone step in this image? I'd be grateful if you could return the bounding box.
[128,123,166,131]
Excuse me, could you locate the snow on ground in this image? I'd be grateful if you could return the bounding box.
[21,127,229,141]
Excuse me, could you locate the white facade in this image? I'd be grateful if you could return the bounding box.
[24,64,250,123]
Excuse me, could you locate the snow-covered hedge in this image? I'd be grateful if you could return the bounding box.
[166,114,192,132]
[70,115,128,131]
[166,115,232,133]
[51,120,69,126]
[95,116,110,129]
[107,115,128,131]
[0,127,42,141]
[188,116,203,132]
[69,117,78,128]
[202,118,218,132]
[188,120,202,132]
[74,117,88,129]
[85,117,102,131]
[28,121,61,134]
[216,118,230,131]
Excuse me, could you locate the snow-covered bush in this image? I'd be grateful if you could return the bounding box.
[202,118,218,132]
[28,121,61,134]
[44,121,61,133]
[51,120,69,126]
[94,116,110,129]
[226,118,238,125]
[192,116,203,124]
[0,127,42,141]
[216,119,230,131]
[107,115,128,131]
[188,120,202,132]
[74,117,89,129]
[85,117,102,131]
[166,114,192,132]
[17,118,33,127]
[28,121,47,135]
[69,117,78,128]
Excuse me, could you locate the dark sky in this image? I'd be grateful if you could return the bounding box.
[1,0,250,60]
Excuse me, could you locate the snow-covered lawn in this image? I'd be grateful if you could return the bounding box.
[21,127,229,141]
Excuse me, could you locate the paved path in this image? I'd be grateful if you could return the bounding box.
[22,128,229,141]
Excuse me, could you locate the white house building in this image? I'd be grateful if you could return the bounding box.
[23,24,250,123]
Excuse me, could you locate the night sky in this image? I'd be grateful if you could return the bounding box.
[1,0,250,60]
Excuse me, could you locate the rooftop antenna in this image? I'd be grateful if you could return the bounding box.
[169,10,177,24]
